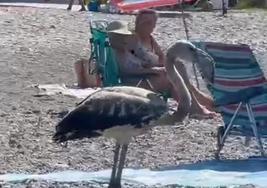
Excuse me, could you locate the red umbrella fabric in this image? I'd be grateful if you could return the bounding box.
[110,0,194,12]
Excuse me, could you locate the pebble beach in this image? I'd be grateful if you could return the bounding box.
[0,5,267,187]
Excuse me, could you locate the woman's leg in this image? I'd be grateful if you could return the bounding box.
[74,59,91,88]
[123,67,215,118]
[172,60,216,116]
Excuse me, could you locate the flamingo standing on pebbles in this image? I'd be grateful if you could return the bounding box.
[53,41,213,188]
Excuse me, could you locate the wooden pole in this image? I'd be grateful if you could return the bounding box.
[180,0,200,89]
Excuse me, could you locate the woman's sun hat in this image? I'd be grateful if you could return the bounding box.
[106,20,134,35]
[106,20,137,50]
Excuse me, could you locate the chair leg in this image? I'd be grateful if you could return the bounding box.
[136,79,155,91]
[216,102,242,159]
[215,125,224,160]
[221,102,243,143]
[136,79,143,87]
[88,55,94,74]
[145,79,154,90]
[246,104,265,157]
[244,136,251,146]
[192,63,200,89]
[89,41,96,73]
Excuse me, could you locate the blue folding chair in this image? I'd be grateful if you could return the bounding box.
[193,41,267,158]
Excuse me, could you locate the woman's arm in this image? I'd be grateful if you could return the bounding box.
[151,36,165,66]
[116,51,161,76]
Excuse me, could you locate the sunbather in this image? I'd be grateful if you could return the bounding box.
[107,18,215,118]
[67,0,86,11]
[134,9,215,116]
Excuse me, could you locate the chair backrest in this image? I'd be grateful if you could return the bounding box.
[89,20,121,87]
[194,42,267,105]
[194,41,267,133]
[104,45,121,86]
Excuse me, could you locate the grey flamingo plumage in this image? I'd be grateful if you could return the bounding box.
[53,41,213,188]
[53,86,174,188]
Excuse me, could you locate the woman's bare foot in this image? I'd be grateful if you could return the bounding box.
[192,88,215,111]
[189,104,217,119]
[189,84,215,111]
[197,95,215,111]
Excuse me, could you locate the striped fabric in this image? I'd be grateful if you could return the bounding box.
[193,42,267,136]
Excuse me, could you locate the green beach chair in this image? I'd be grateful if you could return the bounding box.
[89,19,146,87]
[193,41,267,158]
[89,20,121,87]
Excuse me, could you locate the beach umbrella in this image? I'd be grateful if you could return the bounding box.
[110,0,194,12]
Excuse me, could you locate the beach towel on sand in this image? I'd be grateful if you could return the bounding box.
[32,84,100,99]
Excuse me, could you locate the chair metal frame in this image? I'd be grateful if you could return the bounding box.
[216,101,265,158]
[194,41,267,158]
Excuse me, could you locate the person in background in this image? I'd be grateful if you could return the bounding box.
[44,0,86,11]
[67,0,86,11]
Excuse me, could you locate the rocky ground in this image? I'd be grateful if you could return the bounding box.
[0,6,267,188]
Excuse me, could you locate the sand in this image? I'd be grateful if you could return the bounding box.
[0,6,267,188]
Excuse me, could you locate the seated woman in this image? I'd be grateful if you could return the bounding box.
[107,18,215,118]
[133,9,215,117]
[107,20,191,120]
